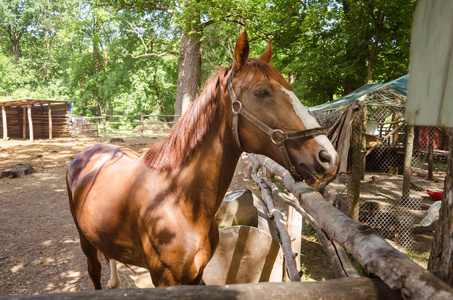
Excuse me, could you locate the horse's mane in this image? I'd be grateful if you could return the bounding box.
[142,58,291,170]
[143,67,229,170]
[239,58,292,90]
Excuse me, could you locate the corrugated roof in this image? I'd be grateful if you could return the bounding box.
[309,75,408,111]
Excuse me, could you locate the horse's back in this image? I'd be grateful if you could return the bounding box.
[67,143,140,219]
[67,143,139,183]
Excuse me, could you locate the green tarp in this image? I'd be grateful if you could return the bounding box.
[309,75,408,112]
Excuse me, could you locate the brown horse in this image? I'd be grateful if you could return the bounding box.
[66,31,337,289]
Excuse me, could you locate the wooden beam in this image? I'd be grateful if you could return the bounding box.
[48,105,53,139]
[2,106,7,140]
[28,104,34,142]
[13,278,402,300]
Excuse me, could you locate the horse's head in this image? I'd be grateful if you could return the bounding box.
[228,32,337,186]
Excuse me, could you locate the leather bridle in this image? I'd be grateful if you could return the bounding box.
[227,69,326,181]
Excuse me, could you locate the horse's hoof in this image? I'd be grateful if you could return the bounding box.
[199,279,206,286]
[106,279,121,289]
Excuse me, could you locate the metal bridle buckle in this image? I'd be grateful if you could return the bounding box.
[270,129,285,145]
[232,100,243,114]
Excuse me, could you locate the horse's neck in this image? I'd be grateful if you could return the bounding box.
[176,103,241,222]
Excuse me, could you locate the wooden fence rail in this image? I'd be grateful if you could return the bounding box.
[72,114,180,139]
[251,154,453,300]
[8,278,401,300]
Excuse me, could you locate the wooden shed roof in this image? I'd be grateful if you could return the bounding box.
[0,99,72,107]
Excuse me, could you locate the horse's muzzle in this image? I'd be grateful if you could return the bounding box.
[298,149,337,187]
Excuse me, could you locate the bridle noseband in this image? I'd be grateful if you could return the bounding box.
[227,69,326,181]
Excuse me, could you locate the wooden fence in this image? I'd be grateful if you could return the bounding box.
[71,114,180,139]
[10,154,453,300]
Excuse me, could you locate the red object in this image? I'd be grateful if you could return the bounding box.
[426,189,443,200]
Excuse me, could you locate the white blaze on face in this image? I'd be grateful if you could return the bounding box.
[280,86,337,157]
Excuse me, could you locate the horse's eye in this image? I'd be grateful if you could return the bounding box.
[254,89,270,99]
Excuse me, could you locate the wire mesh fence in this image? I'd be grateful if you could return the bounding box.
[312,101,448,250]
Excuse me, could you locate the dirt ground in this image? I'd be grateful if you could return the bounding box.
[0,137,437,296]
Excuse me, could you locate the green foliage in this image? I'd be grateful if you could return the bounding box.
[0,0,417,114]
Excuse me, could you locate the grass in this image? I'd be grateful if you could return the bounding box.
[405,249,430,269]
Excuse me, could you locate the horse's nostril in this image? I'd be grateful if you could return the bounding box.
[319,150,332,164]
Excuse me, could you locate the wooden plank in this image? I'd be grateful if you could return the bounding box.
[407,0,453,127]
[11,278,402,300]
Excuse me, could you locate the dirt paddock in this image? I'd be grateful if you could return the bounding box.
[0,138,436,296]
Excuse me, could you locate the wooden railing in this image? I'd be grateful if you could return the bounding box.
[72,114,180,139]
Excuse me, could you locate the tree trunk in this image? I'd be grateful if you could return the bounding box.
[367,27,380,83]
[428,128,453,286]
[174,29,202,122]
[6,26,22,60]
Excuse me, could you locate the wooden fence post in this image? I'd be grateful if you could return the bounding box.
[428,128,453,286]
[140,114,144,138]
[428,127,434,180]
[22,106,26,139]
[28,104,34,142]
[286,206,302,273]
[361,104,367,179]
[402,124,415,204]
[102,114,107,139]
[1,106,7,140]
[48,105,53,139]
[347,105,363,220]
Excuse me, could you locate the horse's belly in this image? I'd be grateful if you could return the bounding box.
[69,144,148,267]
[77,204,148,267]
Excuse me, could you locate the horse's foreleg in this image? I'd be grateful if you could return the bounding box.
[79,232,102,289]
[106,259,121,289]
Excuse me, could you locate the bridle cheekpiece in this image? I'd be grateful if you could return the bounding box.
[227,69,326,181]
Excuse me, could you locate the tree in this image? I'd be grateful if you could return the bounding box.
[428,129,453,286]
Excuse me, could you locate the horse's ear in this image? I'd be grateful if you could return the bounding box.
[234,31,249,70]
[259,39,272,64]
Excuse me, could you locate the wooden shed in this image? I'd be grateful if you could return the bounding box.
[0,99,72,141]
